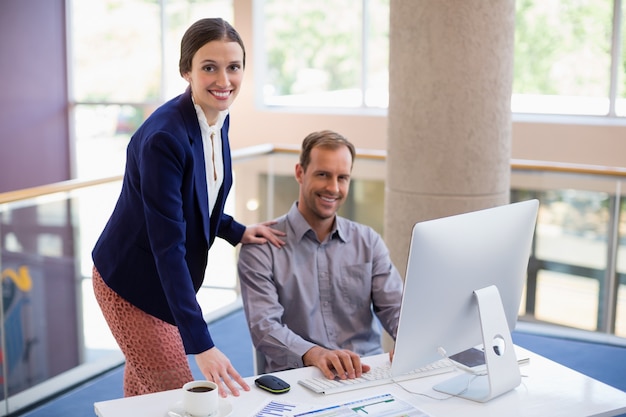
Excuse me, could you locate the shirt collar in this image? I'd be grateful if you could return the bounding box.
[286,202,348,243]
[191,97,228,133]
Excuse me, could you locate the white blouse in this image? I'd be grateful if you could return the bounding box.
[192,102,227,217]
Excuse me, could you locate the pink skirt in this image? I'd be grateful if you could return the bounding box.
[92,266,193,396]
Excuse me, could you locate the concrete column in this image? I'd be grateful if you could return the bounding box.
[385,0,516,276]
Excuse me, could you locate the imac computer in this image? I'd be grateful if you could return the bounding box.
[390,199,539,402]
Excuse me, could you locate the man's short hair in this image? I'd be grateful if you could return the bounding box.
[299,130,356,172]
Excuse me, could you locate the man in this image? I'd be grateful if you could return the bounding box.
[238,130,403,381]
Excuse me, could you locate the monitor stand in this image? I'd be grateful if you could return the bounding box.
[433,285,521,402]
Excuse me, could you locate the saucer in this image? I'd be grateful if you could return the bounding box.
[168,399,232,417]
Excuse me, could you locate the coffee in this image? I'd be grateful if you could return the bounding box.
[187,386,214,393]
[183,380,219,416]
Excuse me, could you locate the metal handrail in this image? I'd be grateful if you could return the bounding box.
[1,145,625,204]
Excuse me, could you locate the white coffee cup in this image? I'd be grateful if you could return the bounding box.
[182,380,219,417]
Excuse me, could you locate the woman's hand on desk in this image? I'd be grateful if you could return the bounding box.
[194,347,250,398]
[302,346,371,380]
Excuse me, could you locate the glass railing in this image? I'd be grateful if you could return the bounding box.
[510,161,626,337]
[0,146,624,415]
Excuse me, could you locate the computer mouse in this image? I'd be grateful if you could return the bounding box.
[254,374,291,394]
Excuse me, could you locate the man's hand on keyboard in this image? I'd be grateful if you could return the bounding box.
[302,346,371,380]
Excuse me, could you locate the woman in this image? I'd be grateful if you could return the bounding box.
[92,18,284,398]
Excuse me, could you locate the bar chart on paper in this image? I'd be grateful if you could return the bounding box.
[254,400,300,417]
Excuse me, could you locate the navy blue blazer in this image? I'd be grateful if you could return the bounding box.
[92,88,245,354]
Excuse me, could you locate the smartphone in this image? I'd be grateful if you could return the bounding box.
[449,347,488,374]
[449,347,530,374]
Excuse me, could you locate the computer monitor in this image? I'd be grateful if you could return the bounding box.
[390,199,539,402]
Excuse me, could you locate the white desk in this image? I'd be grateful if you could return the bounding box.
[94,347,626,417]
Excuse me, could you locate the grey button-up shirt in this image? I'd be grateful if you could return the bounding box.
[238,202,404,373]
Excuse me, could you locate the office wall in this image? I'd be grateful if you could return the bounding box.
[228,107,626,168]
[230,50,626,168]
[0,0,70,194]
[511,120,626,167]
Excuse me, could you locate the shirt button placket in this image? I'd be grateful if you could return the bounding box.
[317,244,334,342]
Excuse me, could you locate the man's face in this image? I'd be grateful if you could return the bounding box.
[296,146,352,223]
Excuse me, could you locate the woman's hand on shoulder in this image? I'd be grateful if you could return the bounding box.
[195,347,250,398]
[241,221,285,248]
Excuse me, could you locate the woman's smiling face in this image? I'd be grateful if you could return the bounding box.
[183,40,244,124]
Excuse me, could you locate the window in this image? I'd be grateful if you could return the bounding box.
[70,0,233,178]
[256,0,626,118]
[618,0,626,116]
[255,0,389,109]
[512,0,621,116]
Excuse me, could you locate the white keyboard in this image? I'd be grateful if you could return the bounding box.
[297,358,456,395]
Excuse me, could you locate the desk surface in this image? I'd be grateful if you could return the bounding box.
[94,347,626,417]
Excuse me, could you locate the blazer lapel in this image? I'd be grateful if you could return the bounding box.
[180,89,211,243]
[220,115,232,187]
[192,135,210,242]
